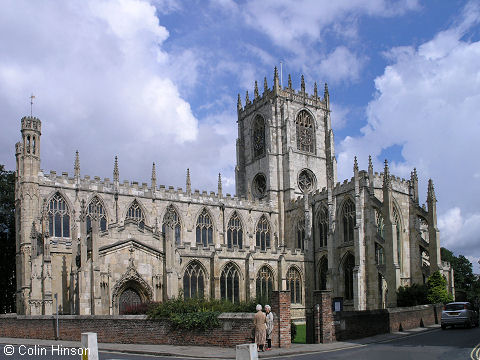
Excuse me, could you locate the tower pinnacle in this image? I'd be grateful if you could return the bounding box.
[218,173,222,197]
[151,162,157,190]
[113,156,119,185]
[186,168,191,194]
[74,150,80,180]
[254,81,259,99]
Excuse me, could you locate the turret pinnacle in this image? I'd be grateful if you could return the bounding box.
[288,74,292,89]
[218,173,222,197]
[237,93,242,111]
[151,162,157,190]
[264,77,268,93]
[254,80,259,99]
[186,168,191,194]
[354,156,358,173]
[427,179,436,202]
[245,91,251,105]
[301,75,305,93]
[74,150,80,180]
[314,82,318,98]
[368,155,373,172]
[273,66,279,91]
[113,156,119,185]
[383,159,390,188]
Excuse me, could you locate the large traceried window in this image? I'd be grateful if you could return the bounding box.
[394,208,402,271]
[86,196,107,232]
[183,261,205,299]
[126,200,145,229]
[256,215,271,251]
[196,208,213,247]
[286,267,302,304]
[296,217,305,250]
[256,266,274,303]
[375,209,384,238]
[48,193,70,238]
[344,253,355,300]
[227,212,243,249]
[318,207,328,248]
[295,110,315,153]
[220,263,240,303]
[162,205,181,244]
[319,256,328,290]
[252,115,265,158]
[342,199,355,243]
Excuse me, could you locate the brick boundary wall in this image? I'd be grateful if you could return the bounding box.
[313,290,335,343]
[271,290,291,348]
[334,304,443,341]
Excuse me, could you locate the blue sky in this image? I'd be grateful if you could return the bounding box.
[0,0,479,271]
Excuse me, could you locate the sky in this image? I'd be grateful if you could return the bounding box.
[0,0,479,271]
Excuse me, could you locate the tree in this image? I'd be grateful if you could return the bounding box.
[427,271,453,304]
[0,165,16,313]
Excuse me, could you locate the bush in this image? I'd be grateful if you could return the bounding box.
[427,271,454,304]
[397,283,428,307]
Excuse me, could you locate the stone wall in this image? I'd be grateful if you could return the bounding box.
[0,313,277,348]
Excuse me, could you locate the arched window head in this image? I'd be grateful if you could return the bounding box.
[252,115,265,158]
[255,215,271,251]
[87,197,107,232]
[375,209,384,238]
[196,208,213,247]
[48,193,70,238]
[183,261,205,299]
[286,267,302,304]
[256,266,274,304]
[296,217,305,250]
[394,207,402,270]
[318,207,328,248]
[126,200,145,229]
[319,257,328,290]
[295,110,315,153]
[162,205,181,244]
[344,254,355,300]
[342,199,355,243]
[220,263,240,303]
[227,212,243,249]
[298,169,315,193]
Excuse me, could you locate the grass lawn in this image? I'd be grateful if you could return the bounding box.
[293,323,306,343]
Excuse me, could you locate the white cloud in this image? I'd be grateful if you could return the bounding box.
[317,46,367,83]
[337,1,480,260]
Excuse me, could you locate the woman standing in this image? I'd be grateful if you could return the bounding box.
[253,304,266,352]
[265,305,274,350]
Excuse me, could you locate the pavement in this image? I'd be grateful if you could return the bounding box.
[0,324,441,359]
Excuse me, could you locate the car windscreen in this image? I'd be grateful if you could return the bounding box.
[445,304,465,311]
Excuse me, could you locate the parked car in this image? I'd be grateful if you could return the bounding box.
[441,302,479,329]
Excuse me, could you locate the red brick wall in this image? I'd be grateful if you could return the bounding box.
[0,313,257,347]
[271,291,291,348]
[313,290,335,343]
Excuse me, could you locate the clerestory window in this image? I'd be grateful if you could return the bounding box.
[227,212,243,249]
[196,208,213,247]
[126,200,145,229]
[86,196,107,232]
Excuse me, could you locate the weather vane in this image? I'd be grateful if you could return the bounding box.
[30,94,35,117]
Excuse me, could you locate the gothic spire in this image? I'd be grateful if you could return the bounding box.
[264,77,268,93]
[288,74,292,89]
[368,155,373,172]
[237,93,242,111]
[273,66,279,91]
[427,179,436,202]
[412,167,418,181]
[113,156,119,184]
[383,159,390,188]
[301,75,305,93]
[218,173,222,197]
[354,156,358,173]
[151,162,157,190]
[245,91,251,105]
[186,168,191,194]
[314,82,318,98]
[324,82,329,106]
[74,150,80,180]
[254,80,259,99]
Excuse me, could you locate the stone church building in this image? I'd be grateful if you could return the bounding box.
[15,69,453,318]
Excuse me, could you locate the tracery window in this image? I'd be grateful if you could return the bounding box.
[162,205,181,244]
[286,267,302,304]
[126,200,145,229]
[183,261,205,299]
[220,263,240,303]
[48,193,70,238]
[418,216,429,243]
[256,266,274,303]
[375,210,384,238]
[344,253,355,300]
[318,207,328,247]
[252,115,265,158]
[255,215,271,250]
[296,217,305,250]
[394,208,402,271]
[227,212,243,249]
[342,199,355,243]
[319,256,328,290]
[86,196,107,232]
[375,243,385,265]
[252,173,267,199]
[196,208,213,247]
[298,169,315,193]
[295,110,315,153]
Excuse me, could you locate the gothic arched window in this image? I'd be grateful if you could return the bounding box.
[318,207,328,247]
[256,266,274,303]
[220,263,240,303]
[252,115,265,158]
[48,193,70,238]
[344,253,355,300]
[375,209,384,238]
[162,205,181,244]
[183,261,205,299]
[196,208,213,247]
[126,200,145,229]
[295,110,315,153]
[227,212,243,249]
[375,243,385,265]
[86,197,107,232]
[394,207,402,271]
[342,199,355,243]
[256,215,271,251]
[319,256,328,290]
[296,217,305,250]
[286,267,302,304]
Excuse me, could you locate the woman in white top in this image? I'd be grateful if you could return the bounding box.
[265,304,274,350]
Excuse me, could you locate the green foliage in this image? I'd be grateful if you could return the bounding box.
[293,323,306,343]
[427,271,453,304]
[290,321,297,342]
[0,165,16,313]
[397,283,428,307]
[169,311,221,331]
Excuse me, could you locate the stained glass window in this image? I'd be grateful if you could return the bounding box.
[196,208,213,247]
[126,200,145,229]
[255,215,271,250]
[86,196,107,232]
[286,267,302,304]
[220,263,240,303]
[227,212,243,249]
[48,193,70,238]
[183,261,205,299]
[296,110,315,153]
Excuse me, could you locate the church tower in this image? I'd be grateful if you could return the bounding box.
[235,68,337,246]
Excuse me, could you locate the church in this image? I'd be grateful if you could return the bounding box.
[14,69,453,319]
